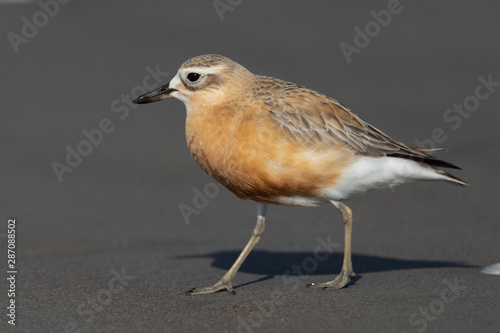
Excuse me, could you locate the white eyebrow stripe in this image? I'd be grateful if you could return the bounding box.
[180,66,225,75]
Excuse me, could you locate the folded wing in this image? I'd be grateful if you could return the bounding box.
[258,76,460,170]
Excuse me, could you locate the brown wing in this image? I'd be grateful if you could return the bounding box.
[255,76,460,169]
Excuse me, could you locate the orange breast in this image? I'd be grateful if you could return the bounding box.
[185,100,353,205]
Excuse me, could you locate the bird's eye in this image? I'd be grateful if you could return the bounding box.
[187,73,201,82]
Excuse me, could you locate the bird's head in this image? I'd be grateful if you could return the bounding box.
[133,54,253,109]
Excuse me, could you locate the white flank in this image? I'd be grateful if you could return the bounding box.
[322,156,451,201]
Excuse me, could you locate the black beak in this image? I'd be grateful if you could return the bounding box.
[133,83,177,104]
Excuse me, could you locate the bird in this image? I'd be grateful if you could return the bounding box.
[133,54,467,295]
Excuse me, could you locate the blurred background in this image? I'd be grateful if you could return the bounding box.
[1,1,499,332]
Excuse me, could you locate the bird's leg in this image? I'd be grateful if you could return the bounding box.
[308,201,356,289]
[187,204,268,295]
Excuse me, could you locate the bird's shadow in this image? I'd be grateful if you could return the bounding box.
[177,250,473,288]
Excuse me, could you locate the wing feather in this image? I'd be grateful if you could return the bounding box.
[255,76,460,169]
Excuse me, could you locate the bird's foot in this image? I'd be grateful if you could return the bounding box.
[186,278,235,295]
[307,269,356,290]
